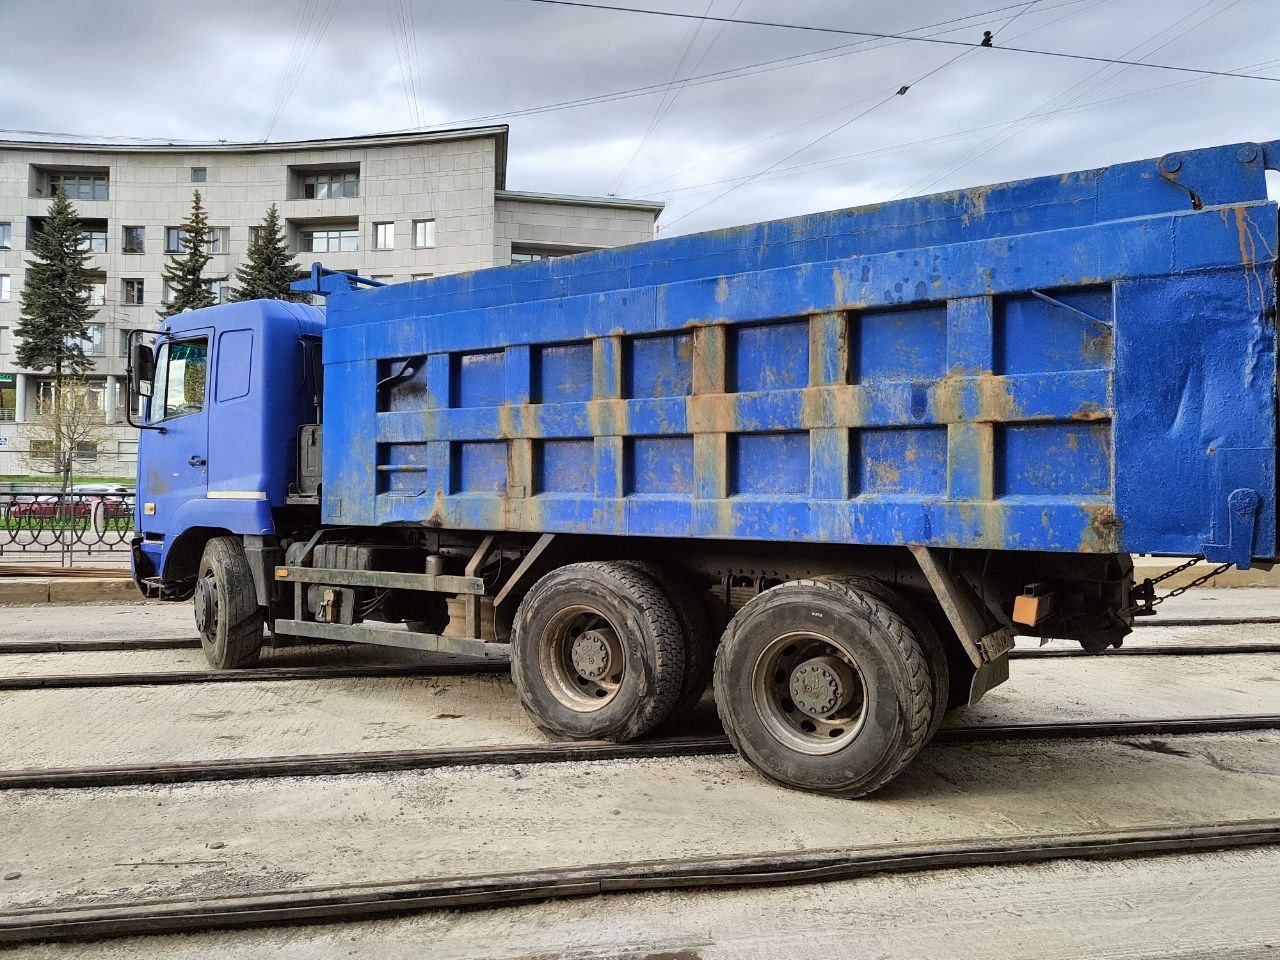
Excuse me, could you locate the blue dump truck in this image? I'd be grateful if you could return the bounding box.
[128,138,1279,796]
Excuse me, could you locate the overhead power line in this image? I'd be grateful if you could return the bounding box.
[647,54,1280,202]
[892,0,1255,198]
[510,0,1280,84]
[0,0,1093,145]
[660,36,987,231]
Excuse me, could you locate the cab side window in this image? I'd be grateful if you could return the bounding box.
[150,338,208,422]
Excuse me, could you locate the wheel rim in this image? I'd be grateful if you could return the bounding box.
[540,604,626,712]
[751,631,869,755]
[194,573,219,638]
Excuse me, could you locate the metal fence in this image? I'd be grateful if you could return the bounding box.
[0,489,135,559]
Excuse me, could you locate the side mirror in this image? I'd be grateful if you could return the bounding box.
[131,343,155,398]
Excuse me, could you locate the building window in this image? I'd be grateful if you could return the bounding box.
[0,275,10,302]
[301,170,359,199]
[412,219,436,249]
[123,279,145,305]
[0,327,9,353]
[36,379,105,416]
[511,246,578,264]
[411,273,434,281]
[370,275,394,283]
[372,222,394,250]
[165,227,186,253]
[48,172,108,201]
[302,229,358,253]
[249,225,263,245]
[81,227,107,253]
[209,279,230,303]
[207,228,229,255]
[76,323,105,356]
[162,280,177,304]
[191,166,207,183]
[119,329,133,357]
[122,226,145,253]
[0,223,10,250]
[88,278,106,307]
[74,442,98,461]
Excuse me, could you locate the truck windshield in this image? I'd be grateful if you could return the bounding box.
[150,337,208,423]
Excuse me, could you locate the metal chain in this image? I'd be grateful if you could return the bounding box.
[1145,556,1204,589]
[1149,561,1234,607]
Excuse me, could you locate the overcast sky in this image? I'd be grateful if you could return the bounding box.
[1,0,1277,234]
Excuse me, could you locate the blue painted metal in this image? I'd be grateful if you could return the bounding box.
[293,261,387,297]
[311,139,1279,561]
[137,138,1279,569]
[133,299,324,580]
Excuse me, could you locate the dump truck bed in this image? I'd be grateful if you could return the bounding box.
[319,139,1279,564]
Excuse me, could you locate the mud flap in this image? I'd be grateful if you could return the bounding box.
[970,652,1010,706]
[909,544,1014,706]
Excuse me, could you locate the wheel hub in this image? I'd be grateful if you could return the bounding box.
[788,655,855,719]
[193,576,218,633]
[570,628,619,681]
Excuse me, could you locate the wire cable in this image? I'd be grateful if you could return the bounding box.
[509,0,1280,84]
[660,39,983,231]
[610,0,746,194]
[894,0,1253,199]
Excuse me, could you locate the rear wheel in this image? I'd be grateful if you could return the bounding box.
[617,561,716,723]
[511,562,685,742]
[714,578,935,797]
[194,536,264,669]
[825,577,949,742]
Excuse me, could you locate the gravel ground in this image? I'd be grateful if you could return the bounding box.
[0,636,1275,768]
[1,728,1277,913]
[12,846,1280,960]
[1,589,1277,958]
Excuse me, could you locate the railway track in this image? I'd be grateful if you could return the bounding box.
[2,817,1276,945]
[0,634,1274,696]
[4,713,1276,791]
[0,639,1276,690]
[0,661,509,690]
[0,607,1276,659]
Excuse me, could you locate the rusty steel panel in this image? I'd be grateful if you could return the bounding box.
[319,140,1280,561]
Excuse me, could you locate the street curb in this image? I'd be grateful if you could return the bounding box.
[0,578,140,605]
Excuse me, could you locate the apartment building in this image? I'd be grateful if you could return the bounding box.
[0,126,663,476]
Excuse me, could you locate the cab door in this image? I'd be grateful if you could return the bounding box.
[137,333,211,529]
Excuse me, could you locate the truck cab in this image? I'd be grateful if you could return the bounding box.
[130,299,324,605]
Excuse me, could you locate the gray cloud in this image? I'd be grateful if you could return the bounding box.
[0,0,1276,234]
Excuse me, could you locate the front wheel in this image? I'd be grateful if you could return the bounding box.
[194,536,264,669]
[714,578,936,798]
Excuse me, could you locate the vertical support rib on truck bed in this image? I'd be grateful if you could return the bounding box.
[315,139,1279,569]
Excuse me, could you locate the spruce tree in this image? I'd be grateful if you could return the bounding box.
[159,190,220,317]
[16,187,94,377]
[231,204,305,301]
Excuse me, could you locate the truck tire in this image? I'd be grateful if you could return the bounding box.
[714,578,935,798]
[195,537,264,670]
[824,577,949,742]
[617,561,716,723]
[511,562,686,742]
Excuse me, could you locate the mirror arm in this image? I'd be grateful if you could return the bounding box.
[125,330,165,434]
